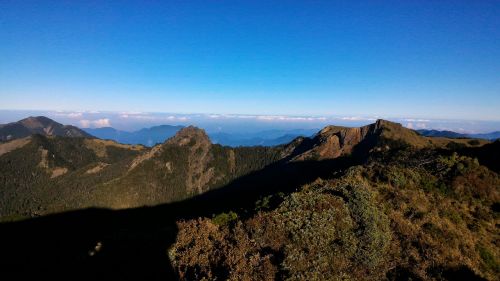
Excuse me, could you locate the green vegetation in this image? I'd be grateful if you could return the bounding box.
[212,211,238,226]
[1,119,498,280]
[170,141,499,280]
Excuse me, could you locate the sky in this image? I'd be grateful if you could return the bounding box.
[1,1,500,123]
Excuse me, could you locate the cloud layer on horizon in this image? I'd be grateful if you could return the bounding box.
[0,110,498,134]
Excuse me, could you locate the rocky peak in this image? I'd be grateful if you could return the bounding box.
[290,119,412,161]
[166,126,211,146]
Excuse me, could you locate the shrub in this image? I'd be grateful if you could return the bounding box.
[212,211,238,226]
[468,139,480,146]
[477,245,499,272]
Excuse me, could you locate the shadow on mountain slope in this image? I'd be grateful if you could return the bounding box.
[0,151,360,280]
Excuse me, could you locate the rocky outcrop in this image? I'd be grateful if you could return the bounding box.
[166,126,215,194]
[287,119,456,161]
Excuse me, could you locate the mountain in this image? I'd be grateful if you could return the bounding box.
[0,125,283,216]
[471,131,500,140]
[84,125,184,146]
[0,119,489,218]
[418,129,500,140]
[86,126,316,147]
[208,129,317,147]
[417,129,467,138]
[0,119,497,280]
[0,116,93,141]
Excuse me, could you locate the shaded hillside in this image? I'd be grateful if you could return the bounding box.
[0,116,92,141]
[0,119,497,280]
[0,126,282,218]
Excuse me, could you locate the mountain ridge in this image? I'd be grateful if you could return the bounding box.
[0,118,498,281]
[0,116,93,141]
[84,124,184,146]
[0,117,491,218]
[418,129,500,140]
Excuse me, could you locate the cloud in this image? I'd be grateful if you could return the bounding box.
[405,122,427,129]
[120,111,143,115]
[79,118,111,128]
[340,116,377,121]
[119,113,189,122]
[67,112,83,118]
[53,112,83,118]
[255,115,326,122]
[166,116,188,121]
[402,118,430,122]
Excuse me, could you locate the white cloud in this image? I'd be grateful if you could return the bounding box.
[167,116,188,121]
[79,118,111,128]
[67,112,83,118]
[53,112,83,118]
[119,113,189,122]
[415,122,427,129]
[340,116,377,121]
[402,118,430,122]
[120,111,143,115]
[254,115,327,122]
[405,122,427,129]
[79,120,91,128]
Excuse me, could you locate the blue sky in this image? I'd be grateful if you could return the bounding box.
[1,1,499,121]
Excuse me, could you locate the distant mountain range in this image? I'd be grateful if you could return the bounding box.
[85,125,317,147]
[208,128,318,147]
[417,129,500,140]
[0,116,92,141]
[84,125,184,146]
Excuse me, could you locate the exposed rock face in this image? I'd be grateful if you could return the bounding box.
[287,119,481,161]
[156,126,215,194]
[169,127,214,194]
[290,120,385,161]
[0,116,93,141]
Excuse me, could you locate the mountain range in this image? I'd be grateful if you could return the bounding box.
[418,129,500,140]
[0,117,491,217]
[84,125,184,146]
[0,116,498,280]
[85,125,317,147]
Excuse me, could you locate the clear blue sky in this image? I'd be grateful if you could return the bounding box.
[1,1,499,120]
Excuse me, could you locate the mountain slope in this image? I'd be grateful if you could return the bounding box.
[0,119,497,281]
[0,119,490,219]
[0,116,92,141]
